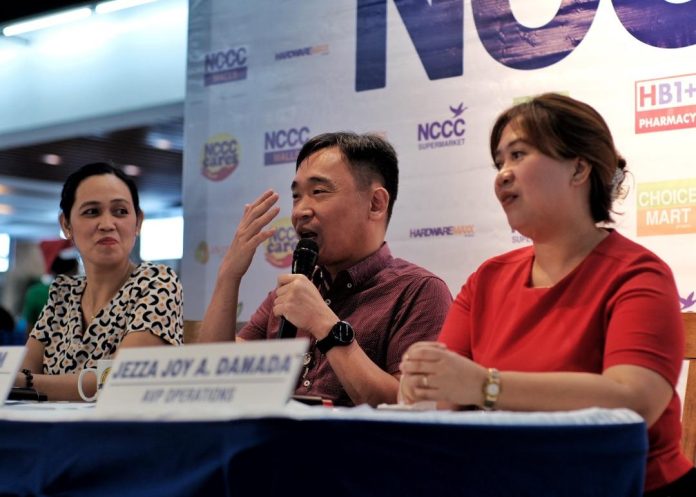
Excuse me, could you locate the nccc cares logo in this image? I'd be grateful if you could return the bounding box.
[265,218,299,268]
[200,134,240,182]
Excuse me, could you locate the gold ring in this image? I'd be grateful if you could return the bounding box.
[422,375,429,388]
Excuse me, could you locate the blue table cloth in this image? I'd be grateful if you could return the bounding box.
[0,412,647,497]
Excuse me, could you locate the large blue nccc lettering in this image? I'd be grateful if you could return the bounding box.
[355,0,463,92]
[472,0,599,70]
[612,0,696,49]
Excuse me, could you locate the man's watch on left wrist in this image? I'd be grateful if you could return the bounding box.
[316,321,354,354]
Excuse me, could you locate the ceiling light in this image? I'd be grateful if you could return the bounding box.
[95,0,158,15]
[41,154,63,166]
[123,164,142,176]
[0,204,14,215]
[153,138,172,150]
[2,8,93,37]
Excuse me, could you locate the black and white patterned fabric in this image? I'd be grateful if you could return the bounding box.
[30,262,183,374]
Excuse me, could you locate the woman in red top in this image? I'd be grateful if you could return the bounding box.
[399,93,695,495]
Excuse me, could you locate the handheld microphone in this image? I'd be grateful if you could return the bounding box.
[277,238,319,339]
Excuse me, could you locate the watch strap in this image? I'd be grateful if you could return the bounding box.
[482,367,501,410]
[316,332,336,354]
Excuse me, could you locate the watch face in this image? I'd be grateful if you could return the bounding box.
[486,383,500,396]
[333,321,354,343]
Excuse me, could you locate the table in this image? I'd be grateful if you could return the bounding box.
[0,406,647,497]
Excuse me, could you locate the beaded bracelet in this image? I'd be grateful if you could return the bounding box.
[21,368,34,389]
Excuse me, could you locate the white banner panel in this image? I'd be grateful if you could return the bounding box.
[183,0,696,320]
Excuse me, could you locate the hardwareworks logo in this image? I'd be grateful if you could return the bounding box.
[410,224,475,238]
[681,291,695,311]
[204,46,248,86]
[264,127,311,166]
[265,218,299,268]
[275,44,329,61]
[417,103,467,150]
[200,134,240,182]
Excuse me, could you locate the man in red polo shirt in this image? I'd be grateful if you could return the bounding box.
[199,132,452,406]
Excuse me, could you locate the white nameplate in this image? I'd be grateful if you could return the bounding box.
[96,339,309,419]
[0,347,26,405]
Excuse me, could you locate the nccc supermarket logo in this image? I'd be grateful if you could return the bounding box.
[417,103,467,151]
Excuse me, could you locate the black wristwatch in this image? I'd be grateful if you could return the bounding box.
[316,321,355,354]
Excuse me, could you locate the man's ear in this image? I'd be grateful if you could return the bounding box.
[369,186,389,221]
[59,214,71,239]
[572,159,592,185]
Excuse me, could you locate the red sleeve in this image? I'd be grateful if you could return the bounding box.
[438,272,475,359]
[604,255,684,386]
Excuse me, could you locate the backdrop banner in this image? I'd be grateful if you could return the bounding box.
[182,0,696,324]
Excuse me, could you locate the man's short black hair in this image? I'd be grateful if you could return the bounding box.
[295,132,399,222]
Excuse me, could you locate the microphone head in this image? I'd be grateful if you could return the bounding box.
[295,237,319,254]
[292,238,319,277]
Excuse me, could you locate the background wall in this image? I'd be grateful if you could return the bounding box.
[182,0,696,323]
[0,0,188,146]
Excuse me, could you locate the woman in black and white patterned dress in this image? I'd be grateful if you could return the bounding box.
[15,163,183,400]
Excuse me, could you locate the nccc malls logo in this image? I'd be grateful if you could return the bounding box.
[204,46,248,86]
[264,127,311,166]
[200,134,240,182]
[265,218,299,268]
[417,103,467,150]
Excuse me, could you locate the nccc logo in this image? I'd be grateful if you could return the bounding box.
[417,103,467,150]
[355,0,696,91]
[205,47,247,71]
[200,133,240,181]
[419,119,466,141]
[265,127,310,149]
[264,127,311,166]
[204,46,249,86]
